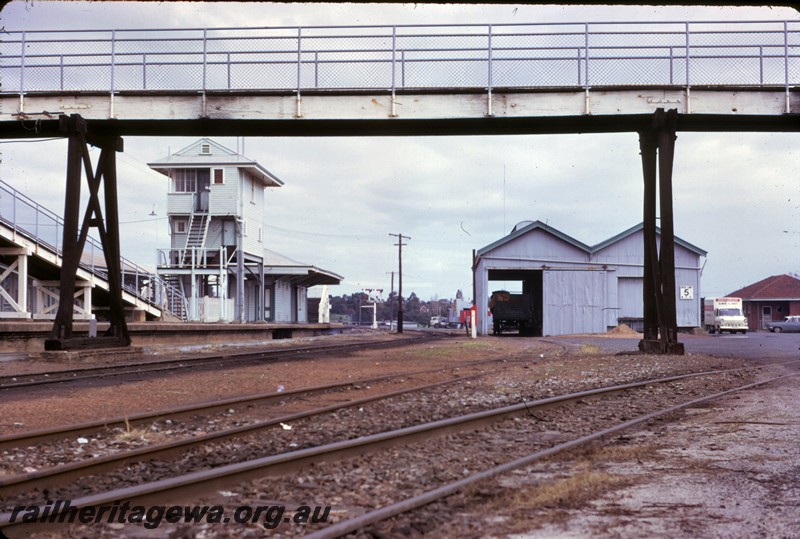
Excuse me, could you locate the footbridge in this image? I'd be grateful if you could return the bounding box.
[0,179,187,322]
[1,20,798,134]
[0,19,798,350]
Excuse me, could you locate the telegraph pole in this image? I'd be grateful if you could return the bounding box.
[389,233,410,333]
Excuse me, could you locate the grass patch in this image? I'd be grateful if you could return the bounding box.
[459,340,496,349]
[592,442,653,463]
[112,417,167,444]
[475,461,637,534]
[579,344,603,355]
[511,465,630,510]
[401,341,496,359]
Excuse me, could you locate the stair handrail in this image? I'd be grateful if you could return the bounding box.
[0,178,188,320]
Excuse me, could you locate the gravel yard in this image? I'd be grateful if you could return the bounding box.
[3,330,797,538]
[519,371,800,539]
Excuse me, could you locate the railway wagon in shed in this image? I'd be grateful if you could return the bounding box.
[489,290,539,335]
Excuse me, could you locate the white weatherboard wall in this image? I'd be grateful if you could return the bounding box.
[241,173,265,255]
[297,286,307,323]
[245,279,258,322]
[273,280,293,323]
[208,168,238,216]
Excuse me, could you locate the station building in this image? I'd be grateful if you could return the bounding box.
[727,274,800,331]
[473,220,706,336]
[148,139,342,323]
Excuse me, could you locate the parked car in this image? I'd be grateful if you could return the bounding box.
[767,315,800,333]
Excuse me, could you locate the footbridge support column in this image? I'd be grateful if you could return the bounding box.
[638,108,685,355]
[45,114,131,351]
[0,247,30,319]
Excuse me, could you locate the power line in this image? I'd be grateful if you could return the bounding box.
[264,223,379,240]
[264,222,474,245]
[119,216,167,225]
[0,137,64,144]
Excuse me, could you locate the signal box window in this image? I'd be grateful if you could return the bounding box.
[174,170,197,193]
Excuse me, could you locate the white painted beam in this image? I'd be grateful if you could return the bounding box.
[4,88,795,123]
[0,255,28,318]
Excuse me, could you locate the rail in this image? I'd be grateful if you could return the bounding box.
[3,364,796,536]
[307,371,800,539]
[1,20,798,100]
[0,179,188,320]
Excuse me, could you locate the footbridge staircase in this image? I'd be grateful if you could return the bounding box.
[0,179,188,321]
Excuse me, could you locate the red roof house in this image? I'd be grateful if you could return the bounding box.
[728,274,800,330]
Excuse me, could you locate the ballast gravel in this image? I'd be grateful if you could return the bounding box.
[4,331,797,538]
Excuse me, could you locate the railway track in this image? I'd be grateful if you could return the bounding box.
[0,332,440,391]
[0,346,560,450]
[0,371,485,497]
[0,341,570,493]
[2,359,797,537]
[308,371,800,539]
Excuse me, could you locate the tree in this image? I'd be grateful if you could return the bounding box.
[329,291,460,327]
[330,292,368,322]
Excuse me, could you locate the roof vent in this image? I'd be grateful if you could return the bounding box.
[200,143,211,155]
[512,220,534,233]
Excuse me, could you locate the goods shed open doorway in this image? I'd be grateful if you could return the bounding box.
[487,269,543,336]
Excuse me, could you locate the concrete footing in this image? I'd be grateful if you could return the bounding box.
[0,321,349,358]
[638,339,686,355]
[39,347,146,363]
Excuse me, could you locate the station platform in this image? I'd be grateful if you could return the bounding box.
[0,321,350,358]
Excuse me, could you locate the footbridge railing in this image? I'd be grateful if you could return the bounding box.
[0,179,188,320]
[1,20,798,99]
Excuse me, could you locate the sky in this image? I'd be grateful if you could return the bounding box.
[0,1,798,302]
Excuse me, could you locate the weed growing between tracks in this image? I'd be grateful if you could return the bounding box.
[112,418,168,445]
[578,344,603,355]
[398,340,499,360]
[471,445,644,533]
[381,438,663,538]
[508,465,629,509]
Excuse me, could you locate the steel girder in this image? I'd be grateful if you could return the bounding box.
[45,114,131,350]
[638,108,685,355]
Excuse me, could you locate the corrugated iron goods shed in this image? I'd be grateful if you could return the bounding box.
[473,221,706,337]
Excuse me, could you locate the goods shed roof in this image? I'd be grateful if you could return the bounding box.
[477,220,707,258]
